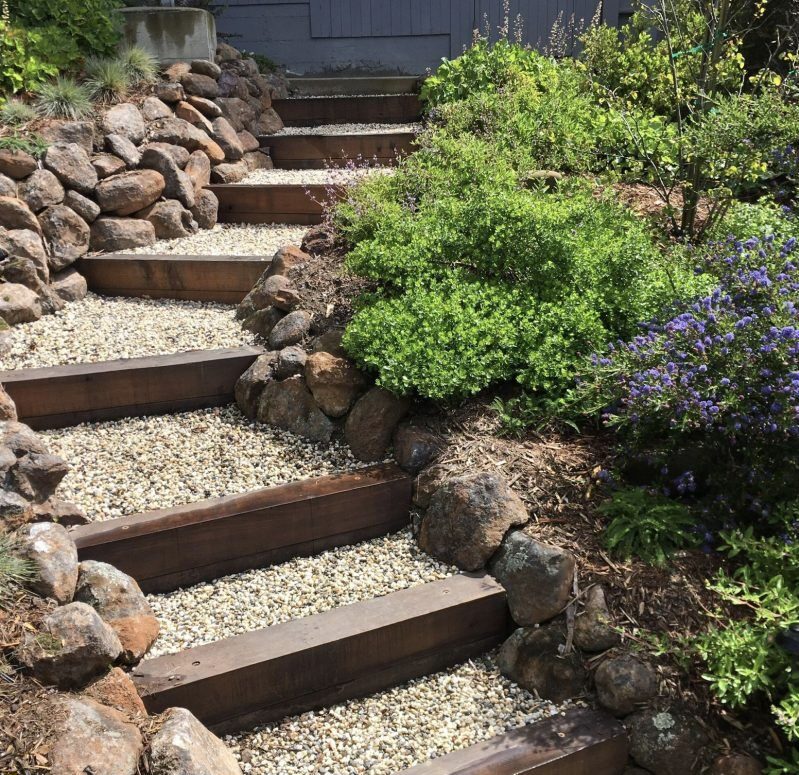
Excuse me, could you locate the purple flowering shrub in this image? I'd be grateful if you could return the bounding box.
[586,235,799,529]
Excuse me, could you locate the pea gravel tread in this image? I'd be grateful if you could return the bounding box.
[41,406,366,521]
[2,294,255,370]
[146,528,454,658]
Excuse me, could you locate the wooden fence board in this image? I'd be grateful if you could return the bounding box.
[73,464,412,593]
[133,573,509,733]
[0,347,263,429]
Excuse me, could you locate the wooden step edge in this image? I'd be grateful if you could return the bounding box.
[207,183,331,225]
[133,572,510,734]
[0,346,264,430]
[273,94,422,126]
[72,463,412,594]
[76,254,270,303]
[393,707,628,775]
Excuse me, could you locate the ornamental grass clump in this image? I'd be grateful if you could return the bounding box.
[584,234,799,529]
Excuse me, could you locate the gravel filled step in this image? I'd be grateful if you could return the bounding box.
[41,405,363,520]
[271,122,421,136]
[126,223,307,256]
[286,76,421,97]
[146,528,453,657]
[274,95,422,126]
[208,183,328,226]
[132,573,509,733]
[73,464,412,593]
[226,653,559,775]
[239,167,389,185]
[1,347,264,430]
[76,254,270,303]
[1,294,255,370]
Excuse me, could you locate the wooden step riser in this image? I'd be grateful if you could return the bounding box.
[274,95,422,126]
[208,183,331,225]
[133,573,509,734]
[76,255,269,303]
[395,708,628,775]
[261,132,415,169]
[73,464,411,594]
[287,76,421,97]
[0,347,263,430]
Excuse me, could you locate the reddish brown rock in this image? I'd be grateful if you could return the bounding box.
[91,153,126,179]
[13,521,78,604]
[181,72,220,99]
[154,81,185,103]
[51,267,88,302]
[257,375,334,443]
[254,107,284,135]
[210,160,248,183]
[267,309,311,349]
[83,667,147,718]
[305,351,366,418]
[214,97,255,132]
[95,170,165,216]
[184,150,211,192]
[0,383,17,421]
[0,282,42,324]
[212,116,244,160]
[38,205,90,270]
[0,196,40,233]
[237,129,260,152]
[175,100,214,133]
[190,188,218,230]
[187,95,223,118]
[138,200,197,240]
[43,143,98,194]
[90,217,155,252]
[101,103,146,144]
[419,471,528,571]
[234,352,278,418]
[344,387,410,462]
[18,169,64,213]
[142,94,174,121]
[0,148,37,179]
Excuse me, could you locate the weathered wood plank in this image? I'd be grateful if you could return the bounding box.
[287,76,422,96]
[0,347,264,430]
[208,183,330,225]
[262,132,416,168]
[72,464,412,593]
[274,95,422,126]
[76,254,269,303]
[133,573,509,733]
[394,708,628,775]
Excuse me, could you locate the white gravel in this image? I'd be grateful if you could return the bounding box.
[41,405,365,521]
[0,294,255,370]
[127,223,307,256]
[147,528,453,657]
[270,122,420,136]
[240,167,390,185]
[228,653,561,775]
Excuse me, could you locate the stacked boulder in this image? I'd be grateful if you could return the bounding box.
[234,244,411,460]
[1,385,242,775]
[0,42,286,326]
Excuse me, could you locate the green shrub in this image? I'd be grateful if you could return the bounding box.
[118,46,158,85]
[84,57,130,104]
[0,98,36,125]
[7,0,122,68]
[338,139,698,401]
[0,131,49,157]
[0,20,59,96]
[599,487,700,565]
[34,76,92,119]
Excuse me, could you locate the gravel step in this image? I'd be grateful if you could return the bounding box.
[146,528,453,658]
[227,652,559,775]
[127,223,307,256]
[1,293,255,370]
[239,167,390,186]
[41,405,365,521]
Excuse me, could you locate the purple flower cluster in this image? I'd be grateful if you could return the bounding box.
[589,235,799,527]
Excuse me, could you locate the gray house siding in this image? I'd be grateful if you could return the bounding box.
[214,0,628,76]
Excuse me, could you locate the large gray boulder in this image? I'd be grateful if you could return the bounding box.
[490,531,575,625]
[574,584,620,652]
[75,560,160,664]
[18,169,64,213]
[419,472,528,571]
[0,228,48,276]
[181,72,220,100]
[63,190,101,224]
[51,267,89,302]
[148,117,225,163]
[0,282,42,324]
[149,707,242,775]
[234,352,277,418]
[595,654,658,716]
[393,421,443,474]
[343,386,410,462]
[90,217,156,252]
[13,521,78,604]
[185,150,211,192]
[38,205,90,270]
[268,309,311,349]
[0,196,40,233]
[626,706,708,775]
[139,146,195,209]
[190,189,218,230]
[138,200,197,240]
[38,119,95,154]
[498,623,587,703]
[101,103,146,144]
[43,143,98,194]
[257,376,334,443]
[212,116,244,160]
[49,697,143,775]
[18,602,122,688]
[105,133,141,168]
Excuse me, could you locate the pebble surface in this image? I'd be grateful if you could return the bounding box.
[1,294,255,369]
[228,653,561,775]
[127,223,307,256]
[147,528,453,657]
[240,167,389,185]
[272,122,420,136]
[40,405,365,520]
